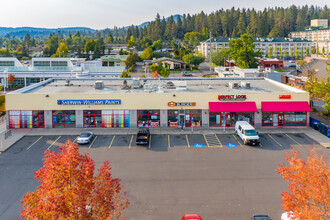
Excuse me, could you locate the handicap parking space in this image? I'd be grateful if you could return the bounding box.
[186,134,208,149]
[216,134,243,148]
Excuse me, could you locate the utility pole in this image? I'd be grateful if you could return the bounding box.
[209,32,212,73]
[58,30,61,58]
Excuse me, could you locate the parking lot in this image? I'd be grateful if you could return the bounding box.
[0,132,326,219]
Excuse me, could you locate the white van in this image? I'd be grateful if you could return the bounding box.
[235,121,260,145]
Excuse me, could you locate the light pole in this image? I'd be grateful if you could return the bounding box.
[209,32,212,73]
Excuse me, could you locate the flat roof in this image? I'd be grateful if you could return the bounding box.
[13,78,306,95]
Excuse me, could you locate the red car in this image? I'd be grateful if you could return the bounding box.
[182,214,202,220]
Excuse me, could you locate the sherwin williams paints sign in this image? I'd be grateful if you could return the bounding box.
[57,99,121,105]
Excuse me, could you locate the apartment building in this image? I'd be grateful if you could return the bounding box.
[197,37,313,59]
[290,19,330,54]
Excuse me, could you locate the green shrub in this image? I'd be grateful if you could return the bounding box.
[0,95,5,106]
[311,106,317,112]
[321,110,329,116]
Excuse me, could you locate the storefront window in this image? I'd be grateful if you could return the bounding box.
[137,110,160,127]
[209,113,221,127]
[210,112,254,127]
[101,110,129,128]
[52,110,75,128]
[262,113,273,126]
[262,112,307,127]
[285,113,296,126]
[167,110,202,128]
[9,110,44,129]
[295,113,307,126]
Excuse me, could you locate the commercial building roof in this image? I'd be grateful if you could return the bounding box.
[13,78,306,95]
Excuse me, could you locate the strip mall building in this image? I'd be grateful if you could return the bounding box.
[6,78,311,129]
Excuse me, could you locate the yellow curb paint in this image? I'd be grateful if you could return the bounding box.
[88,136,98,149]
[108,136,115,149]
[48,136,61,149]
[27,136,43,150]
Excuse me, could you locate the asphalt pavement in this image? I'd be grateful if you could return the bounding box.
[0,132,327,220]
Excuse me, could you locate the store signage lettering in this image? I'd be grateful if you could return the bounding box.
[279,95,291,99]
[57,99,121,105]
[218,95,247,101]
[168,102,196,107]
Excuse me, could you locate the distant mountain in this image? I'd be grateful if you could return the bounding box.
[136,14,183,28]
[0,27,96,38]
[0,14,183,38]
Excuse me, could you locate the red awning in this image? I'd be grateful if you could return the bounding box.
[261,101,311,112]
[209,102,258,113]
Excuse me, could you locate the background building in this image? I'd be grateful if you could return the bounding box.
[290,19,330,55]
[197,37,313,59]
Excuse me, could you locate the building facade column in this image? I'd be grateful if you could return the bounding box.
[254,109,262,128]
[75,110,83,128]
[45,110,52,128]
[160,109,168,128]
[202,109,209,127]
[129,110,137,128]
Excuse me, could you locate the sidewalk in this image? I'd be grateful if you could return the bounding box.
[1,126,329,153]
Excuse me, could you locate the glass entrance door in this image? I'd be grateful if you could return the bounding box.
[38,115,44,128]
[278,113,284,126]
[84,115,96,127]
[179,114,185,128]
[226,114,232,127]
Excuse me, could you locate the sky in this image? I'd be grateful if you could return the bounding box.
[0,0,328,29]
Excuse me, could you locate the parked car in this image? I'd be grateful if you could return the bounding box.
[182,214,202,220]
[288,64,296,68]
[235,121,260,145]
[136,128,150,145]
[251,214,272,220]
[77,132,94,144]
[182,71,193,76]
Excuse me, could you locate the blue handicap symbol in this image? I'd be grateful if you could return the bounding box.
[193,143,205,148]
[226,143,237,148]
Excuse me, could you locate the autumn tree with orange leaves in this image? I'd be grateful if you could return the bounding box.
[277,149,329,220]
[7,73,15,84]
[21,140,129,219]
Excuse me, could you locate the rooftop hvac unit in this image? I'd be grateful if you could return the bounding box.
[241,82,251,88]
[94,81,104,89]
[166,81,176,89]
[132,78,141,89]
[229,82,239,89]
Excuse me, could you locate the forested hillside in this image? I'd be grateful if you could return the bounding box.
[126,5,329,42]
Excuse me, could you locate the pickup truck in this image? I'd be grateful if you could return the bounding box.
[136,128,150,145]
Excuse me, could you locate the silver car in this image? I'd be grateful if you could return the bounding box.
[77,132,94,144]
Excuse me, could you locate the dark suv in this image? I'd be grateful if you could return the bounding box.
[136,128,150,145]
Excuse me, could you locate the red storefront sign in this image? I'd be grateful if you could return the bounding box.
[218,95,247,101]
[279,95,291,99]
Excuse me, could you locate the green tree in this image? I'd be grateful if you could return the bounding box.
[226,34,262,68]
[182,54,205,68]
[323,92,330,116]
[183,32,205,48]
[149,62,170,77]
[151,40,162,50]
[306,48,309,57]
[85,40,96,53]
[212,49,229,66]
[52,42,69,57]
[312,46,316,54]
[127,36,136,49]
[140,47,153,60]
[125,52,140,68]
[295,45,298,58]
[290,48,293,57]
[268,47,273,58]
[120,71,131,78]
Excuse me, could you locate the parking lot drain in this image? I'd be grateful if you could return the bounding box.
[226,143,237,147]
[193,143,205,148]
